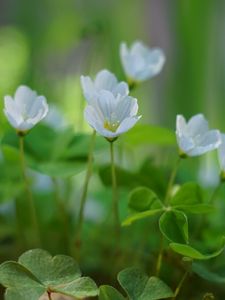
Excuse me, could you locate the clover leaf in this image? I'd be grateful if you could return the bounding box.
[0,249,98,299]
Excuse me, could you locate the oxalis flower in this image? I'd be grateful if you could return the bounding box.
[84,90,141,140]
[176,114,221,157]
[81,69,129,104]
[120,41,165,82]
[4,85,48,134]
[217,133,225,180]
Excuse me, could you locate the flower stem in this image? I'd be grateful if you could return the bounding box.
[172,269,189,299]
[110,141,120,239]
[164,157,181,205]
[75,130,96,256]
[18,135,41,246]
[155,234,164,276]
[52,177,70,254]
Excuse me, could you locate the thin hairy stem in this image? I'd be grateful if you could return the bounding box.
[155,234,164,276]
[172,269,189,299]
[19,135,41,246]
[110,141,120,239]
[76,130,96,257]
[164,157,181,204]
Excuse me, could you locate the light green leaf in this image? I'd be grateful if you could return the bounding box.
[0,249,98,299]
[123,124,176,146]
[122,209,163,226]
[170,182,203,206]
[173,204,214,214]
[99,285,125,300]
[170,237,225,260]
[128,187,162,212]
[159,210,189,243]
[118,267,174,300]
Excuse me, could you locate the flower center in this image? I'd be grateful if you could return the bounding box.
[104,120,120,132]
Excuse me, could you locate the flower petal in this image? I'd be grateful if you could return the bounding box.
[95,69,117,91]
[218,133,225,171]
[187,114,209,137]
[80,75,95,103]
[116,116,141,135]
[14,85,37,115]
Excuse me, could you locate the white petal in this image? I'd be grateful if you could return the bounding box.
[218,133,225,171]
[80,75,95,103]
[115,96,138,122]
[187,114,208,137]
[4,96,23,125]
[96,90,117,121]
[176,115,187,137]
[188,130,221,156]
[95,69,117,91]
[84,105,104,129]
[113,81,129,96]
[14,85,37,115]
[116,116,141,135]
[177,135,194,154]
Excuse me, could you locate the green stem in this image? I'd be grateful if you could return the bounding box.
[76,130,96,254]
[172,270,189,299]
[164,157,181,205]
[110,141,120,238]
[155,234,164,276]
[52,177,70,254]
[18,135,41,246]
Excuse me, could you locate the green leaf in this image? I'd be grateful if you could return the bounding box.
[159,210,189,243]
[1,125,93,178]
[128,187,162,212]
[5,287,45,300]
[29,161,86,178]
[118,267,174,300]
[170,237,225,260]
[123,124,176,146]
[99,285,125,300]
[170,182,203,206]
[0,249,98,299]
[173,204,214,214]
[122,209,163,226]
[192,262,225,284]
[18,249,81,285]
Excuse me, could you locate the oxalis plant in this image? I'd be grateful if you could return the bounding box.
[0,40,225,300]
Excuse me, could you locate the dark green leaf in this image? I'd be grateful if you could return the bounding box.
[128,187,161,212]
[192,262,225,283]
[159,210,189,243]
[99,285,126,300]
[118,267,174,300]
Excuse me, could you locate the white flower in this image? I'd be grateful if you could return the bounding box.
[84,90,141,139]
[218,133,225,173]
[120,41,165,82]
[4,85,49,132]
[81,69,128,104]
[176,114,221,157]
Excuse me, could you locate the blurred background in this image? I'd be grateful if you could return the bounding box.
[1,0,225,131]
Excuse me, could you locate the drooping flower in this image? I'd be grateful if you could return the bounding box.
[120,41,165,82]
[84,90,141,139]
[81,69,129,104]
[176,114,221,157]
[4,85,48,133]
[217,133,225,178]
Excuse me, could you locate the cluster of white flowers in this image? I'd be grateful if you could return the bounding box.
[3,40,225,178]
[175,114,225,177]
